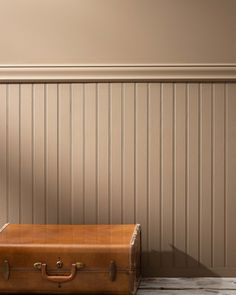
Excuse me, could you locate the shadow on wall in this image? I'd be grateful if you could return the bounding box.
[142,246,220,277]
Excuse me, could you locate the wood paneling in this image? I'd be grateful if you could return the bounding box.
[161,83,174,268]
[97,83,109,224]
[110,83,122,224]
[71,83,84,224]
[123,83,135,224]
[148,83,161,270]
[58,84,71,224]
[213,84,225,267]
[174,83,187,268]
[187,83,200,268]
[33,84,46,224]
[45,84,58,224]
[8,84,20,223]
[20,84,33,223]
[135,83,148,266]
[200,84,213,267]
[0,82,236,276]
[226,84,236,267]
[84,84,97,224]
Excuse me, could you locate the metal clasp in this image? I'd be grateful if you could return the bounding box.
[34,262,42,270]
[75,262,84,269]
[56,260,63,269]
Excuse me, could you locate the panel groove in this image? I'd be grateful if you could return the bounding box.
[44,84,47,224]
[198,83,202,265]
[70,84,73,224]
[211,83,214,268]
[160,83,163,267]
[108,83,111,224]
[173,83,176,267]
[6,84,9,222]
[69,83,72,225]
[19,85,21,223]
[95,83,98,224]
[197,83,200,266]
[147,83,150,254]
[186,83,189,266]
[224,83,227,267]
[82,83,85,224]
[134,82,137,223]
[32,85,34,223]
[121,83,124,224]
[56,84,59,224]
[225,83,228,266]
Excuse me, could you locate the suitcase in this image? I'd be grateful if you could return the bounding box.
[0,223,141,294]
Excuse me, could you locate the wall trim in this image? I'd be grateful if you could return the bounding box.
[0,64,236,82]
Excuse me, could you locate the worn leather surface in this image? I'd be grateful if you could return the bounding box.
[0,224,140,294]
[0,224,136,245]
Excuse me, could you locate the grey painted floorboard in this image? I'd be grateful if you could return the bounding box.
[138,278,236,295]
[138,291,236,295]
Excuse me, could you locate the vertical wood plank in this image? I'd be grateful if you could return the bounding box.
[71,83,84,224]
[188,83,200,267]
[136,83,148,269]
[20,84,33,223]
[174,83,187,267]
[200,83,212,267]
[46,84,58,224]
[161,83,174,267]
[97,83,109,224]
[58,84,71,224]
[110,83,122,224]
[148,83,161,270]
[226,83,236,267]
[213,83,225,267]
[0,85,7,226]
[84,83,97,224]
[33,84,45,224]
[123,83,135,224]
[8,84,20,223]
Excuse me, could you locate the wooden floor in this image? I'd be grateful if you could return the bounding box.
[138,278,236,294]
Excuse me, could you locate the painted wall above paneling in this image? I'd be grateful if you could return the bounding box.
[0,0,236,65]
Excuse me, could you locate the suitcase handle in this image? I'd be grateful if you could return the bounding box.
[33,262,84,283]
[41,263,77,283]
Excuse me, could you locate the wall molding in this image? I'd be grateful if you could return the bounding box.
[0,64,236,82]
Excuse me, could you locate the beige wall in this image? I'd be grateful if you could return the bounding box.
[0,0,236,65]
[0,82,236,277]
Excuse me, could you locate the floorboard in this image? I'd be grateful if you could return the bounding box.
[138,278,236,295]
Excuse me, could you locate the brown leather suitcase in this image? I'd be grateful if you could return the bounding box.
[0,223,141,294]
